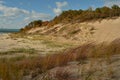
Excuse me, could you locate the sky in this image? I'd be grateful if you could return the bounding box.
[0,0,120,29]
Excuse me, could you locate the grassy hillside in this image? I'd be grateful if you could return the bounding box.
[20,5,120,32]
[50,5,120,25]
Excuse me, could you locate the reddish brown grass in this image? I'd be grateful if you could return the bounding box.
[0,39,120,80]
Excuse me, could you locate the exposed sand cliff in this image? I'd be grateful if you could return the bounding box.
[27,17,120,43]
[87,17,120,42]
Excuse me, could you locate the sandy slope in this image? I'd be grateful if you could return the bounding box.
[27,17,120,43]
[0,17,120,58]
[0,33,79,58]
[89,17,120,42]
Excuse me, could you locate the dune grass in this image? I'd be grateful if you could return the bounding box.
[0,48,37,55]
[0,39,120,80]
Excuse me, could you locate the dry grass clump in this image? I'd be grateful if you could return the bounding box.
[0,61,23,80]
[55,69,72,80]
[69,39,120,59]
[0,48,37,55]
[0,39,120,80]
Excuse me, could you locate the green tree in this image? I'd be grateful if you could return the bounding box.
[111,5,120,16]
[100,6,111,18]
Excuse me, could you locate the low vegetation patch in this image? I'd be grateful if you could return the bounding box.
[0,39,120,80]
[0,48,37,55]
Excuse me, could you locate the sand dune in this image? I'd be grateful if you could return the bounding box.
[0,17,120,58]
[89,17,120,42]
[27,17,120,43]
